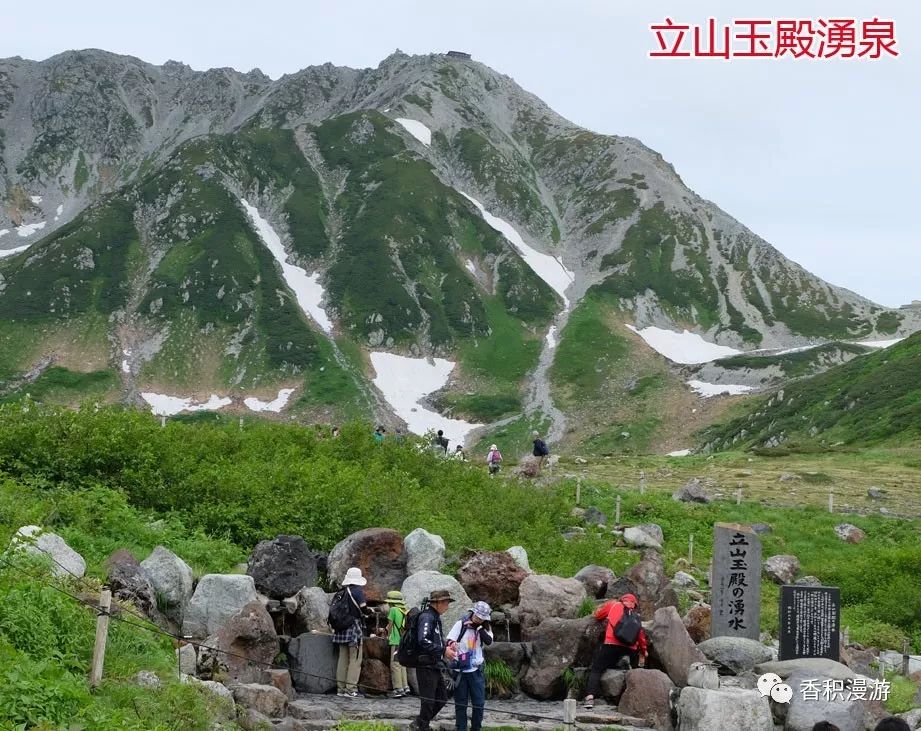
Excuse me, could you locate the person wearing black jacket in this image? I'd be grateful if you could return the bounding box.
[411,590,457,731]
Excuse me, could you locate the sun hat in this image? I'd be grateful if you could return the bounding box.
[472,601,492,621]
[342,567,367,587]
[489,444,498,451]
[428,589,455,603]
[532,431,540,437]
[386,590,405,606]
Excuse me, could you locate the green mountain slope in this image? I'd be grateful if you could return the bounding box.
[700,333,921,450]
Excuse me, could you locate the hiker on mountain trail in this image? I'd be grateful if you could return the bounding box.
[410,590,457,731]
[446,601,493,731]
[434,429,450,455]
[453,445,467,461]
[330,567,370,697]
[532,431,549,470]
[582,592,647,709]
[374,426,386,444]
[385,590,411,698]
[486,444,502,476]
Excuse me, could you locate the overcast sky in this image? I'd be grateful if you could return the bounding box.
[7,0,919,306]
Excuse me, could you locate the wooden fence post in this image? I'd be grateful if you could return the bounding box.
[89,589,112,687]
[828,492,834,513]
[615,495,621,526]
[576,479,581,506]
[688,534,694,565]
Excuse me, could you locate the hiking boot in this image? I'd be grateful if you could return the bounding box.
[387,690,403,698]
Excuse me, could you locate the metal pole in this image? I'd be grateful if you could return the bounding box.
[563,698,577,729]
[688,535,694,565]
[615,495,621,526]
[89,589,112,687]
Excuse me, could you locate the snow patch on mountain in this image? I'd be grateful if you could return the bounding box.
[16,222,46,237]
[459,192,574,306]
[626,324,741,364]
[854,337,903,349]
[465,259,476,274]
[369,352,481,445]
[687,380,755,398]
[141,392,232,416]
[55,204,63,221]
[546,325,557,349]
[0,244,31,259]
[667,449,692,457]
[244,388,296,413]
[29,195,42,204]
[240,199,333,333]
[395,118,432,146]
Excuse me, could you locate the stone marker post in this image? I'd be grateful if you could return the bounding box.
[711,523,762,640]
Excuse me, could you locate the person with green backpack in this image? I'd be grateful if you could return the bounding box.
[385,590,411,698]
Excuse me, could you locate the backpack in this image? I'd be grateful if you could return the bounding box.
[533,439,549,457]
[612,606,642,645]
[328,587,359,632]
[396,605,425,667]
[488,449,502,463]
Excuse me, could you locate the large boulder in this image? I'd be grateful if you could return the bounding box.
[287,632,337,694]
[290,586,331,635]
[599,669,627,701]
[614,551,678,620]
[483,642,527,676]
[618,669,675,731]
[232,683,288,718]
[457,551,528,607]
[182,574,258,638]
[683,604,712,643]
[763,554,800,584]
[623,524,664,551]
[262,669,295,701]
[359,658,390,694]
[516,574,586,634]
[104,549,160,622]
[198,601,278,684]
[574,565,616,599]
[140,546,194,624]
[403,528,445,574]
[401,571,471,632]
[672,479,711,503]
[697,636,775,675]
[754,658,856,681]
[246,535,318,599]
[676,687,773,730]
[519,616,602,699]
[11,525,86,578]
[326,528,407,602]
[783,673,866,731]
[647,606,707,687]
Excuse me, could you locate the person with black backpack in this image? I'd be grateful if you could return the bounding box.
[329,567,370,697]
[582,592,647,709]
[531,431,549,470]
[407,589,457,731]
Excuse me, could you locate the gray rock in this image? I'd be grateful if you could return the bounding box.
[520,615,601,699]
[287,632,337,695]
[779,472,799,482]
[794,575,822,587]
[615,551,679,620]
[134,670,161,688]
[899,709,921,730]
[290,586,331,635]
[401,571,471,633]
[647,606,707,687]
[403,528,445,574]
[676,686,773,731]
[574,564,616,599]
[783,673,866,731]
[483,641,527,676]
[583,506,606,525]
[177,642,196,675]
[672,479,711,503]
[754,658,856,681]
[763,554,800,584]
[10,525,86,578]
[623,525,662,550]
[599,669,627,700]
[506,546,531,572]
[867,487,886,500]
[287,699,342,721]
[182,574,258,638]
[232,683,287,718]
[618,669,675,730]
[246,535,318,599]
[686,662,720,689]
[140,546,194,624]
[198,601,277,684]
[262,669,295,701]
[835,523,866,543]
[180,675,235,720]
[516,574,586,633]
[672,571,699,589]
[105,549,161,623]
[697,636,774,675]
[749,523,773,534]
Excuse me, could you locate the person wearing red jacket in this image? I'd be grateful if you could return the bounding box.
[582,593,648,709]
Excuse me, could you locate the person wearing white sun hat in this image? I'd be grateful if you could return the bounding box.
[446,601,493,731]
[485,444,502,476]
[332,567,369,696]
